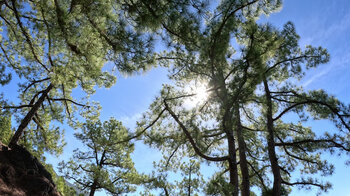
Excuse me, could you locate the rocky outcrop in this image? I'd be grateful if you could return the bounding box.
[0,142,61,196]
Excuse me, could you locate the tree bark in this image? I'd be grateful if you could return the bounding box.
[227,131,239,196]
[223,107,239,196]
[188,162,192,196]
[263,78,282,196]
[89,180,98,196]
[217,70,239,196]
[9,83,53,147]
[235,104,250,196]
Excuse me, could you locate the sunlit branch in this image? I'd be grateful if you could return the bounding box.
[0,14,18,37]
[2,105,34,109]
[279,140,317,164]
[0,43,18,69]
[60,84,71,118]
[202,130,225,138]
[117,108,166,143]
[54,0,82,55]
[273,99,350,131]
[10,0,50,73]
[282,180,327,189]
[265,55,319,74]
[23,78,50,94]
[48,98,88,108]
[165,143,182,168]
[212,0,259,48]
[164,93,196,101]
[275,138,350,152]
[247,162,268,191]
[164,100,229,162]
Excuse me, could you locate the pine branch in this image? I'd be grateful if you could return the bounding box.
[10,0,50,73]
[2,104,34,109]
[165,143,182,168]
[23,77,50,94]
[273,99,350,131]
[164,100,229,162]
[265,55,319,73]
[282,180,327,189]
[48,98,88,107]
[116,108,166,143]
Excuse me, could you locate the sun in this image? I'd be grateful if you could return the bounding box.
[193,84,208,103]
[183,82,209,108]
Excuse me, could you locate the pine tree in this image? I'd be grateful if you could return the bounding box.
[0,0,155,156]
[135,0,350,195]
[59,118,145,196]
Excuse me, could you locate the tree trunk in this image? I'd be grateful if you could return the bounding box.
[89,180,97,196]
[235,104,250,196]
[188,162,192,196]
[263,78,282,196]
[227,132,239,196]
[9,83,53,148]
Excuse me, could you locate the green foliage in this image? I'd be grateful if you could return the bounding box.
[135,0,350,195]
[0,112,12,144]
[45,163,78,196]
[206,174,234,196]
[0,0,349,195]
[59,118,144,195]
[261,186,289,196]
[0,0,157,156]
[176,160,203,196]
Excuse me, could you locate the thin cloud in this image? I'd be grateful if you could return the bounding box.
[120,113,143,129]
[302,8,350,46]
[303,65,333,87]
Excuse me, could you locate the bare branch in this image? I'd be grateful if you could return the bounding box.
[48,98,88,107]
[2,105,34,109]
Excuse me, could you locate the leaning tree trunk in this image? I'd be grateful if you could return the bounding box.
[263,78,282,196]
[9,83,53,147]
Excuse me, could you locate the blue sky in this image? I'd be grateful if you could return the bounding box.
[2,0,350,195]
[92,1,350,195]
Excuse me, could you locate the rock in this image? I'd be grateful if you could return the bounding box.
[0,142,61,196]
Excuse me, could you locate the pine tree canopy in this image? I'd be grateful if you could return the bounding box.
[0,0,156,156]
[0,0,349,196]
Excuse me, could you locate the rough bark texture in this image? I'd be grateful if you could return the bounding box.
[224,107,239,196]
[263,78,282,196]
[227,132,239,196]
[9,84,53,147]
[0,141,61,196]
[235,105,250,196]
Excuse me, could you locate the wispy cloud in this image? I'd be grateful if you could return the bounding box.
[302,49,350,87]
[120,112,143,129]
[301,7,350,46]
[303,65,333,87]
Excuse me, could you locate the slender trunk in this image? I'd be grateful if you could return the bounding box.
[263,78,282,196]
[9,83,53,147]
[235,104,250,196]
[215,69,240,196]
[227,132,239,196]
[89,180,97,196]
[188,163,192,196]
[164,187,169,196]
